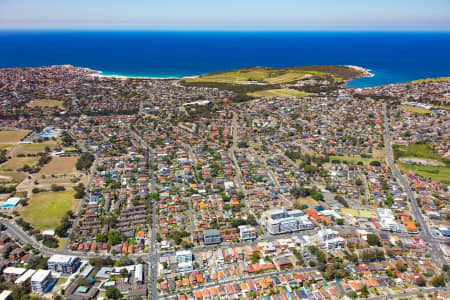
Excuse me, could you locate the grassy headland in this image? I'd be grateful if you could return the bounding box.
[181,65,369,102]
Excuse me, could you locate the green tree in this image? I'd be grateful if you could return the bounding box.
[431,274,446,287]
[120,268,128,278]
[106,286,122,299]
[367,234,381,246]
[108,231,121,245]
[360,285,369,298]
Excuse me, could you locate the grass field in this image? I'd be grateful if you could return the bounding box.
[399,163,450,185]
[0,144,12,150]
[412,77,450,83]
[399,105,431,115]
[0,157,39,171]
[39,157,79,175]
[394,143,443,161]
[0,130,30,144]
[27,99,64,108]
[434,105,450,111]
[341,208,377,219]
[297,196,318,207]
[184,67,324,84]
[247,89,309,98]
[20,190,77,230]
[12,142,57,155]
[394,143,450,184]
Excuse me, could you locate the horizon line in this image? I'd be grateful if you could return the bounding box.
[1,27,450,33]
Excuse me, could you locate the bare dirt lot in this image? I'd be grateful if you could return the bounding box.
[39,156,79,175]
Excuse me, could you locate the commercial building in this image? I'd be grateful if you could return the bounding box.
[31,270,51,294]
[176,250,193,263]
[135,264,144,284]
[176,250,194,272]
[203,229,221,245]
[377,208,400,232]
[47,255,81,274]
[1,197,21,210]
[317,229,345,249]
[261,208,314,235]
[238,225,258,241]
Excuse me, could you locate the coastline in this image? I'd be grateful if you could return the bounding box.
[346,65,375,78]
[86,67,180,80]
[86,65,374,82]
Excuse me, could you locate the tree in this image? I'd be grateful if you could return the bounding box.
[431,274,446,287]
[106,286,122,299]
[367,234,381,246]
[416,276,426,287]
[369,160,381,167]
[73,183,85,199]
[108,231,121,245]
[42,236,59,248]
[76,153,95,171]
[396,262,407,273]
[360,285,369,298]
[347,291,357,299]
[251,253,260,264]
[96,233,108,243]
[120,268,128,278]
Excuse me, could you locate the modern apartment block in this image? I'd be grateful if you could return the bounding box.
[31,270,51,294]
[47,255,81,274]
[261,208,314,234]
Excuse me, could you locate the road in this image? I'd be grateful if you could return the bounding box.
[230,111,250,211]
[129,127,159,300]
[358,170,370,207]
[64,152,98,251]
[383,103,446,267]
[366,286,450,300]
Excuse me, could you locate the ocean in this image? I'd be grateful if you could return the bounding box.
[0,30,449,88]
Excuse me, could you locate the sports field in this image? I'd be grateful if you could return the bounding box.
[27,99,64,108]
[39,157,79,175]
[248,89,309,98]
[12,142,57,155]
[0,130,30,144]
[20,190,77,230]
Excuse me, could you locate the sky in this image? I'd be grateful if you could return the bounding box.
[1,0,450,31]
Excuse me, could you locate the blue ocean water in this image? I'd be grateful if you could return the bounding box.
[0,31,449,88]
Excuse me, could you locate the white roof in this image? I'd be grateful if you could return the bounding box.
[0,290,12,300]
[42,229,55,236]
[176,250,192,256]
[48,254,74,264]
[15,269,36,284]
[2,197,21,207]
[31,269,51,282]
[3,267,26,275]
